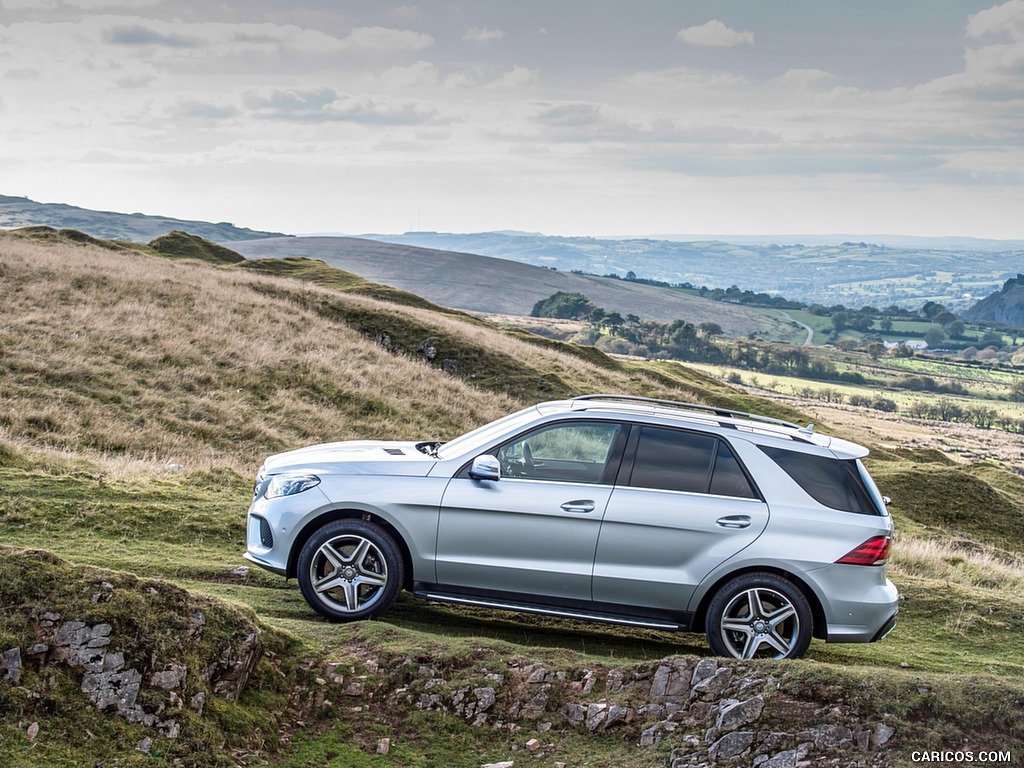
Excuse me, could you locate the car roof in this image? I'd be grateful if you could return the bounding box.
[538,394,869,459]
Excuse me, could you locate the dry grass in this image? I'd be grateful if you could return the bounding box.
[0,236,521,473]
[891,536,1024,590]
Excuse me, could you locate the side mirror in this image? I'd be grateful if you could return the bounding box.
[469,455,500,482]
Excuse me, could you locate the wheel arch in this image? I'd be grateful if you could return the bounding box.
[692,566,828,641]
[287,508,415,592]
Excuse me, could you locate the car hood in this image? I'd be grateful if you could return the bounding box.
[262,440,437,477]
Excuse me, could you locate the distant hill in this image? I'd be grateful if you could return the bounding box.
[964,274,1024,328]
[361,231,1024,312]
[0,194,286,242]
[230,236,803,341]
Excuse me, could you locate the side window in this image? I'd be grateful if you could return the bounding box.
[628,427,758,498]
[760,446,878,515]
[629,427,717,493]
[708,441,758,499]
[496,422,623,484]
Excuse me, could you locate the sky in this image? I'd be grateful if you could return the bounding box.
[1,0,1022,239]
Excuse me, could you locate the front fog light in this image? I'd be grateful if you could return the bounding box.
[264,474,321,499]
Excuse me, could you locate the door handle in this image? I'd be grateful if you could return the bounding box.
[716,515,752,529]
[561,500,596,514]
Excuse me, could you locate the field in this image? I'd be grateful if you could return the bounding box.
[2,231,1023,768]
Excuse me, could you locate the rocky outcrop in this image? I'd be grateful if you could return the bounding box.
[376,654,898,768]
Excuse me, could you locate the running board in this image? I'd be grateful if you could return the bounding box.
[415,590,685,631]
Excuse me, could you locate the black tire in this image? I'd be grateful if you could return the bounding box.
[705,572,813,660]
[296,519,403,622]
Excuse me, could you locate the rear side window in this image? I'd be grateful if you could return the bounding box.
[628,426,757,498]
[760,446,880,515]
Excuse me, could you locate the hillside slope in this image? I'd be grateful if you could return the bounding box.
[964,274,1024,328]
[0,194,285,243]
[230,235,803,340]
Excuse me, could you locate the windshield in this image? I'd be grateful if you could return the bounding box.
[436,406,539,460]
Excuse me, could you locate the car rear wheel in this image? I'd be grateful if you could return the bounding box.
[706,572,813,660]
[297,519,403,622]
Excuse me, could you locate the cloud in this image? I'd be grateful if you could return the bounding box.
[533,103,602,128]
[676,20,753,47]
[242,86,441,125]
[105,23,198,48]
[488,65,537,89]
[65,0,159,8]
[338,26,434,53]
[966,0,1024,39]
[463,26,503,43]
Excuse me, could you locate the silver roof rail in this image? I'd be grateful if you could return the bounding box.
[570,394,814,435]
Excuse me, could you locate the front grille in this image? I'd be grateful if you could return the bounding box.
[257,516,274,548]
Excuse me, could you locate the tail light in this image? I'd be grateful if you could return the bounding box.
[836,536,890,566]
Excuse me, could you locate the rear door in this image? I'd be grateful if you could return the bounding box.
[593,426,769,610]
[436,420,626,601]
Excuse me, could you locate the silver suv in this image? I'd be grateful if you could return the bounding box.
[244,395,898,660]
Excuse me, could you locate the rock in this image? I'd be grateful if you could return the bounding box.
[585,702,608,731]
[26,722,39,743]
[81,668,143,714]
[520,686,550,719]
[797,724,853,748]
[604,705,629,729]
[709,731,754,760]
[717,695,765,731]
[2,647,22,684]
[474,686,497,713]
[442,358,459,374]
[692,667,732,699]
[525,738,541,752]
[691,658,719,686]
[639,723,662,747]
[760,748,799,768]
[563,702,586,726]
[150,664,186,690]
[872,722,896,747]
[191,691,206,716]
[377,737,390,755]
[481,762,514,768]
[136,737,153,753]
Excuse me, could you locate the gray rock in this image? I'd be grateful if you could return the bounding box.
[798,724,853,748]
[709,731,754,760]
[691,658,719,686]
[760,749,799,768]
[136,737,153,753]
[692,667,732,698]
[190,691,206,715]
[2,647,22,684]
[585,702,608,731]
[604,705,629,729]
[563,702,586,725]
[639,723,661,747]
[872,722,896,747]
[717,695,765,731]
[520,686,550,719]
[150,664,186,690]
[474,686,496,712]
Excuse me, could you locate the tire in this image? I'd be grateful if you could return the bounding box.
[296,519,404,622]
[705,572,813,660]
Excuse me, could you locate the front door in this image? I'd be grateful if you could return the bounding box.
[436,420,625,601]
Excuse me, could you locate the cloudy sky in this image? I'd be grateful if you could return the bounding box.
[1,0,1022,238]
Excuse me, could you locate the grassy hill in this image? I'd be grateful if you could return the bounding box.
[229,236,806,342]
[2,230,1023,767]
[0,194,285,243]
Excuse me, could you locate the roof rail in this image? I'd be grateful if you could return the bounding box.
[571,394,814,435]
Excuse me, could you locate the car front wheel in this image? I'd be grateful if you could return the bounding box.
[706,572,813,660]
[297,519,403,622]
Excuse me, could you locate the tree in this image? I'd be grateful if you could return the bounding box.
[531,292,595,319]
[698,322,723,338]
[924,327,947,348]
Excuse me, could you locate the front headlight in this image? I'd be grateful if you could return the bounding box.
[264,473,321,499]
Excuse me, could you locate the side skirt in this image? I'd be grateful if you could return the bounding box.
[412,582,694,632]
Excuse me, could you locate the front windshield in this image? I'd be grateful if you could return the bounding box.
[436,406,539,460]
